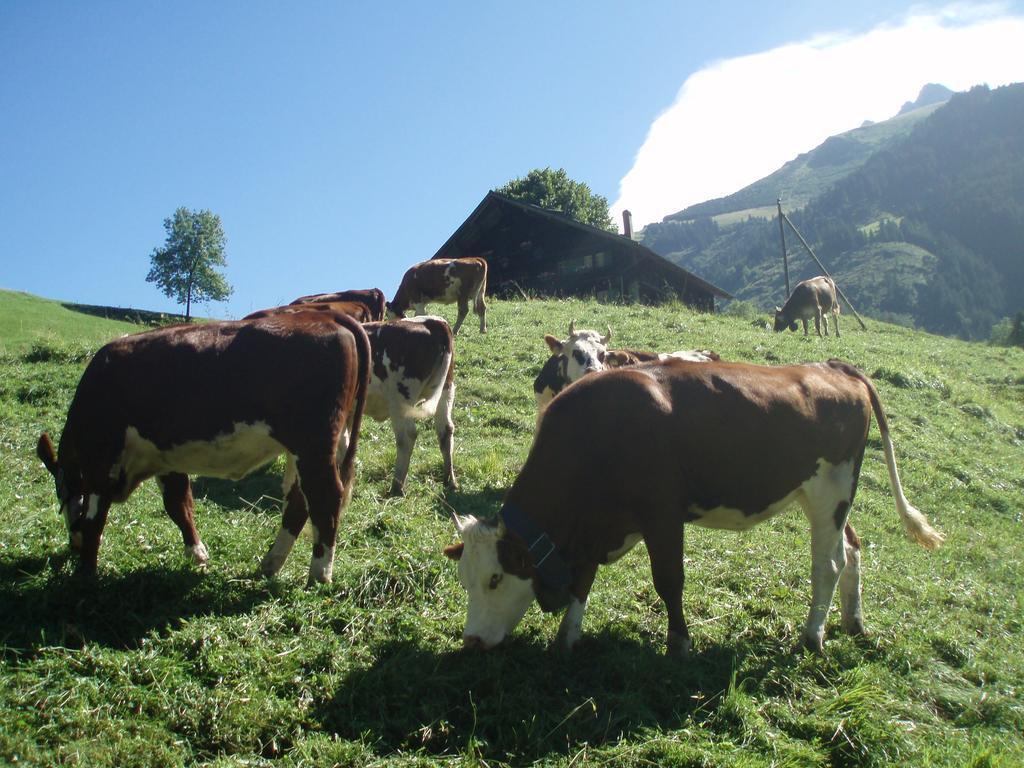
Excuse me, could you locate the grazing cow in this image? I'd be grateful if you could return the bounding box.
[533,321,612,425]
[245,300,376,324]
[604,348,720,368]
[386,257,488,334]
[774,276,841,337]
[363,316,457,496]
[35,311,371,584]
[445,358,942,655]
[290,288,387,321]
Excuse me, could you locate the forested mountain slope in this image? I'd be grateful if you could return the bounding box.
[643,83,1023,339]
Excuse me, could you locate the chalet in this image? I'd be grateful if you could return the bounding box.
[433,192,731,311]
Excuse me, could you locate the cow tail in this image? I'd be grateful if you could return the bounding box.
[475,257,488,313]
[341,317,372,499]
[827,360,944,549]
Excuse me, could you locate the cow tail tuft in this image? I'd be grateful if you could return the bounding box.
[829,360,944,550]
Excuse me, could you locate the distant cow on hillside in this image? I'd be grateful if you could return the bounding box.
[36,311,371,584]
[774,276,841,337]
[290,288,386,321]
[387,257,488,334]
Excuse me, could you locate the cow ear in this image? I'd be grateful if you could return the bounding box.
[544,334,562,354]
[36,433,59,477]
[443,542,464,560]
[601,325,612,345]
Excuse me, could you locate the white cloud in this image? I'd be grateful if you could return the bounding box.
[612,4,1024,230]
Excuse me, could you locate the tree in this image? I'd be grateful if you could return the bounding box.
[146,207,232,320]
[494,167,616,231]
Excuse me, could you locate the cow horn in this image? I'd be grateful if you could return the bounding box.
[568,319,576,336]
[601,325,612,345]
[450,510,470,534]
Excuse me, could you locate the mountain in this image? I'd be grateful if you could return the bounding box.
[641,83,1023,339]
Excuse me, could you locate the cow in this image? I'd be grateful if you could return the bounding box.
[35,311,371,585]
[386,257,488,335]
[774,276,841,337]
[245,300,376,324]
[604,348,720,368]
[290,288,387,322]
[362,316,457,496]
[533,321,612,425]
[444,358,943,656]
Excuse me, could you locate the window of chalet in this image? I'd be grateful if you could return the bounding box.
[556,252,608,275]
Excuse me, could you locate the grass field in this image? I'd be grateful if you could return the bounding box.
[1,288,1022,766]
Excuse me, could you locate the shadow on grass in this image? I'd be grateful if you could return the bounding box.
[315,629,802,762]
[0,554,278,653]
[192,464,284,515]
[430,485,507,521]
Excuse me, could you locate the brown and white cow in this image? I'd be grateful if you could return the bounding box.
[363,316,457,496]
[36,311,371,584]
[290,288,386,321]
[604,348,720,368]
[533,321,612,425]
[445,358,942,655]
[386,257,488,334]
[774,276,841,337]
[245,299,376,324]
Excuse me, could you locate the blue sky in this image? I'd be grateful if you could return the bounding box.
[2,1,1022,319]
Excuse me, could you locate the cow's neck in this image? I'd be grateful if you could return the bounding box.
[499,501,572,612]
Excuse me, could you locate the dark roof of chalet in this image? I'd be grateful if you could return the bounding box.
[433,191,733,300]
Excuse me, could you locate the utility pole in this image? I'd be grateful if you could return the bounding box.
[777,198,791,296]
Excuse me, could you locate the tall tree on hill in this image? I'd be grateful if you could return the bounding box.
[495,167,616,231]
[146,207,233,321]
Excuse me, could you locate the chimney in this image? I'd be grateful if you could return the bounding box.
[622,210,633,240]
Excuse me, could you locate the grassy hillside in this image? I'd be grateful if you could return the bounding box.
[2,291,1023,766]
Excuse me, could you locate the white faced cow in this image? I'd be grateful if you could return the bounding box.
[445,358,943,656]
[386,257,488,335]
[533,321,612,426]
[36,311,371,585]
[774,276,841,337]
[363,316,457,496]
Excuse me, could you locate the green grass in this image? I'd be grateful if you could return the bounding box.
[2,290,1023,766]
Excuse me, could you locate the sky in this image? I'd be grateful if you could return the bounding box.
[2,1,1023,320]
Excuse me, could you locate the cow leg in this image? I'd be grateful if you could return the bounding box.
[157,473,209,567]
[803,522,847,651]
[833,309,841,338]
[801,318,810,336]
[297,455,344,585]
[475,296,487,333]
[645,523,690,657]
[451,301,469,335]
[261,456,306,577]
[554,562,598,650]
[814,307,824,337]
[75,493,111,577]
[838,523,866,635]
[435,379,457,489]
[389,416,418,497]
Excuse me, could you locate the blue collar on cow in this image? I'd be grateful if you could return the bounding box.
[499,502,573,613]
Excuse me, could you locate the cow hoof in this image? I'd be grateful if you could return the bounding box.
[842,619,868,637]
[801,633,825,654]
[666,632,691,659]
[187,542,210,568]
[260,554,284,578]
[387,484,405,498]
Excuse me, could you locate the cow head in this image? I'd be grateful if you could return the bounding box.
[444,514,536,650]
[543,321,612,385]
[773,307,797,333]
[36,433,85,550]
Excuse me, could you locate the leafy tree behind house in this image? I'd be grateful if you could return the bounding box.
[146,207,232,320]
[495,167,616,231]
